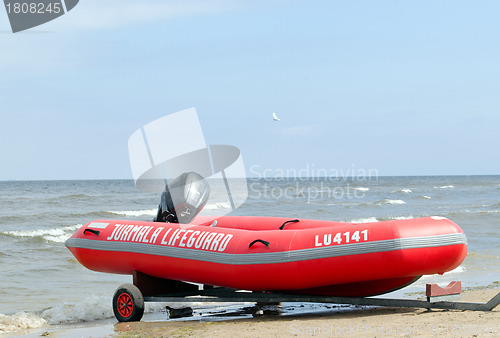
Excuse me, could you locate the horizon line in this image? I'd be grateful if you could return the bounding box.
[1,173,499,182]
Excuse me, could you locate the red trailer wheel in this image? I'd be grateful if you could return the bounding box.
[112,284,144,322]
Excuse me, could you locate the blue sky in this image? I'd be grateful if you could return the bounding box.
[1,0,499,180]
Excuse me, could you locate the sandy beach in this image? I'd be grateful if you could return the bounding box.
[26,287,498,337]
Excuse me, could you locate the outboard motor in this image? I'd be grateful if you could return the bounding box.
[154,172,210,223]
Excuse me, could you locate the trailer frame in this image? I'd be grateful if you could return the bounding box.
[111,274,500,322]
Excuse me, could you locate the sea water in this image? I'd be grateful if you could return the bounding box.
[0,176,499,333]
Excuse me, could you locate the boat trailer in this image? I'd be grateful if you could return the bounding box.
[112,272,500,322]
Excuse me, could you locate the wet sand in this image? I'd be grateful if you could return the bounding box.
[102,288,499,337]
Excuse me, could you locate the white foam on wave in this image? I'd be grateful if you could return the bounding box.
[203,202,232,210]
[419,265,466,281]
[2,224,82,243]
[351,217,378,223]
[353,187,369,192]
[420,195,432,199]
[0,295,207,334]
[40,295,202,325]
[456,209,500,215]
[0,312,47,334]
[400,189,412,193]
[478,210,500,214]
[108,209,157,217]
[382,199,406,205]
[440,265,466,276]
[41,294,113,324]
[388,215,414,220]
[434,185,454,189]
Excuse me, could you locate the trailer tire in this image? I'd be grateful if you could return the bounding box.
[113,283,144,322]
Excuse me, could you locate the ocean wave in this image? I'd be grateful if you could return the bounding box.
[0,312,47,334]
[1,224,81,243]
[444,265,466,275]
[47,194,93,203]
[434,185,454,189]
[350,217,378,223]
[400,189,412,193]
[378,199,406,205]
[204,202,232,210]
[419,195,432,200]
[419,265,466,281]
[40,294,113,324]
[450,209,500,215]
[63,194,90,198]
[107,209,157,217]
[0,294,201,333]
[39,295,198,325]
[352,187,369,192]
[478,210,500,214]
[387,216,414,220]
[0,215,26,222]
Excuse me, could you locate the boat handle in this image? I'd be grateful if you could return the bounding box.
[84,228,100,236]
[279,219,300,230]
[249,239,270,248]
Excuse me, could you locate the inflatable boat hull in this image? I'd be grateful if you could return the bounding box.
[66,216,467,297]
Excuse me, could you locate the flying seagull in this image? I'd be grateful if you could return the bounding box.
[273,112,280,121]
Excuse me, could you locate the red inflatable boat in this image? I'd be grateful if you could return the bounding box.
[66,215,467,297]
[65,173,467,321]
